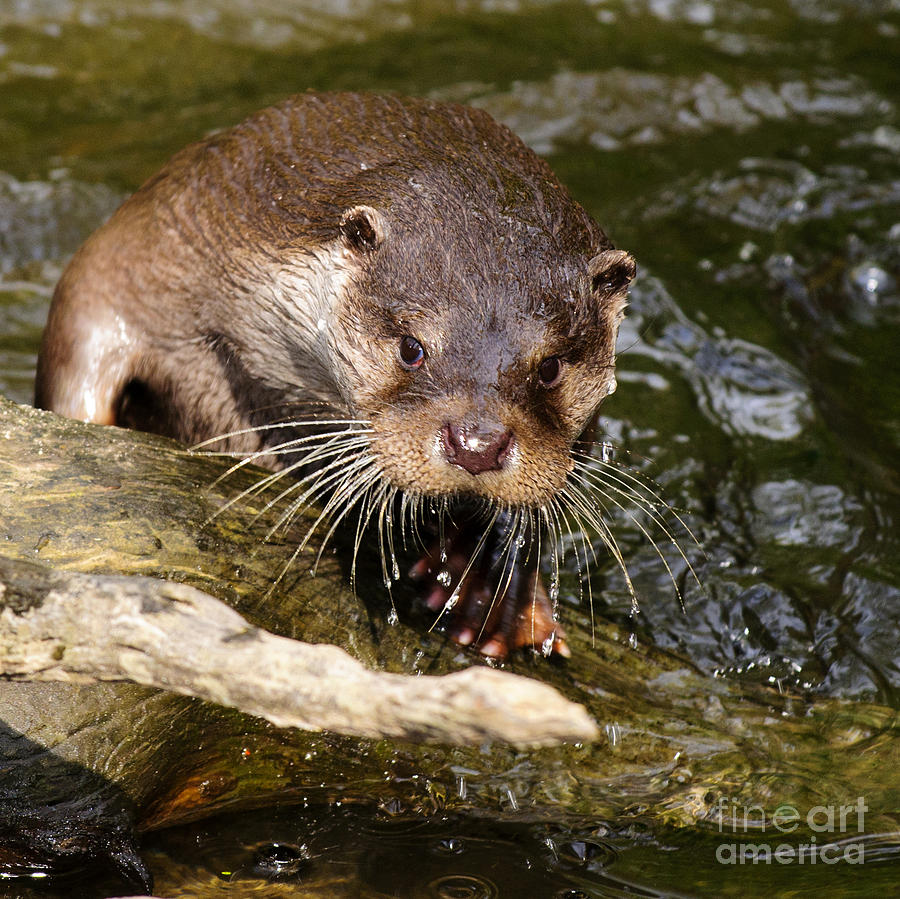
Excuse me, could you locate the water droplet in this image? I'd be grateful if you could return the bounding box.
[549,576,560,601]
[445,590,460,611]
[605,723,620,746]
[601,441,614,462]
[435,837,465,855]
[515,533,527,548]
[392,559,400,580]
[387,608,399,626]
[628,632,638,650]
[437,568,452,587]
[739,241,758,261]
[541,633,556,656]
[252,843,308,881]
[562,839,615,867]
[851,262,892,300]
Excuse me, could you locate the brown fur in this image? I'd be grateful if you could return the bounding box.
[36,91,634,510]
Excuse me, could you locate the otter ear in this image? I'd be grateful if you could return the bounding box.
[339,205,387,253]
[588,249,636,297]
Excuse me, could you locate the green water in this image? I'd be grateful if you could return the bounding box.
[1,0,898,896]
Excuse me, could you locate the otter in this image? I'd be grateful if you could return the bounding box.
[35,91,635,658]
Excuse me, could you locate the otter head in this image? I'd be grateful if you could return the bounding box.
[329,200,635,508]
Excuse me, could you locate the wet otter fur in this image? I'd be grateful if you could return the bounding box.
[36,91,635,657]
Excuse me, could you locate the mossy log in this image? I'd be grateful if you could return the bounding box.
[1,395,897,884]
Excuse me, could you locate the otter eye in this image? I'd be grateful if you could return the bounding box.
[398,335,425,370]
[537,355,562,387]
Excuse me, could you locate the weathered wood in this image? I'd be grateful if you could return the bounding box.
[0,555,597,746]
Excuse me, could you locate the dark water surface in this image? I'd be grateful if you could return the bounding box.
[1,0,898,896]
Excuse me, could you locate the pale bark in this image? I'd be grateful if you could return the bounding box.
[0,556,597,747]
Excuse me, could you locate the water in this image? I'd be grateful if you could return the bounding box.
[1,0,898,895]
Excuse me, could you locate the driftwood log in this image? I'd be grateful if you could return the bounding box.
[0,556,596,746]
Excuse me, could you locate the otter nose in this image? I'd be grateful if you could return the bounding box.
[441,422,513,475]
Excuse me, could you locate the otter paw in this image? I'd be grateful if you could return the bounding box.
[409,529,569,659]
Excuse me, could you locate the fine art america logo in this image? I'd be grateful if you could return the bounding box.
[715,797,868,865]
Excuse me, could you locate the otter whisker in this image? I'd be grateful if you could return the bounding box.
[283,456,384,585]
[282,458,371,561]
[349,475,391,592]
[387,487,402,583]
[570,467,687,612]
[398,491,412,553]
[551,492,601,576]
[262,428,374,460]
[572,456,703,601]
[220,438,368,537]
[201,430,371,523]
[292,455,381,552]
[377,482,401,589]
[572,450,704,573]
[192,418,372,453]
[573,455,670,519]
[540,502,566,594]
[348,479,378,594]
[546,496,596,644]
[263,435,371,501]
[383,486,403,623]
[531,511,544,652]
[268,447,374,538]
[257,437,374,526]
[563,488,637,607]
[573,448,705,558]
[267,468,370,593]
[404,491,422,558]
[273,453,373,543]
[426,506,500,633]
[473,507,526,648]
[399,491,429,557]
[437,504,447,564]
[575,459,700,553]
[206,426,372,490]
[539,503,567,615]
[559,485,640,616]
[276,456,383,592]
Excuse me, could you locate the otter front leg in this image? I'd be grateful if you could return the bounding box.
[410,513,569,659]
